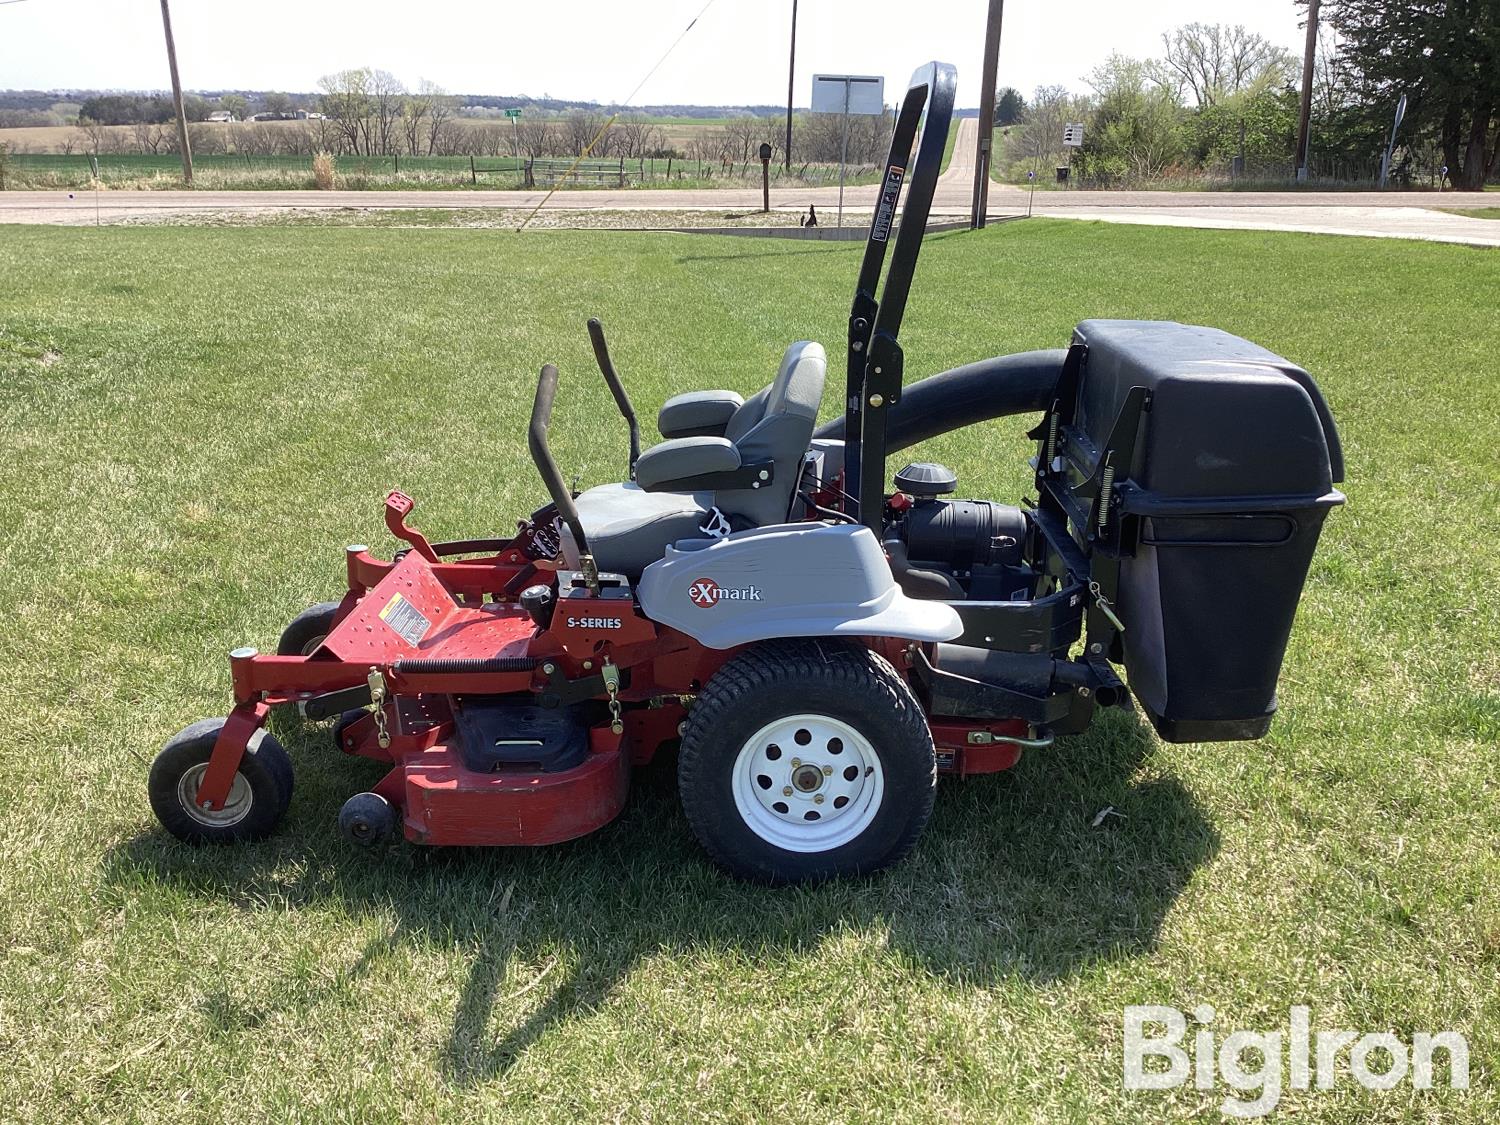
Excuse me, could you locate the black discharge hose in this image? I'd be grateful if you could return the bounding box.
[816,349,1068,453]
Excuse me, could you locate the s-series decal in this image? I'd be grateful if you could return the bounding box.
[566,616,623,629]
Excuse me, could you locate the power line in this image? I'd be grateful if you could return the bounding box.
[517,0,720,230]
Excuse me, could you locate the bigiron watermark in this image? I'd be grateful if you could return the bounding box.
[1123,1005,1469,1118]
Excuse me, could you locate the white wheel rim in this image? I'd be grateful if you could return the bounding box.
[730,713,884,853]
[178,763,253,827]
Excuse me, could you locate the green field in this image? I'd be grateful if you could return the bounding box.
[1444,207,1500,220]
[1,221,1497,1121]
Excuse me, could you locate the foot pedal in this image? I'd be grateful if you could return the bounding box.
[453,697,590,773]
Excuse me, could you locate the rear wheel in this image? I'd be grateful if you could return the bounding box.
[678,639,936,883]
[148,718,293,844]
[277,601,342,657]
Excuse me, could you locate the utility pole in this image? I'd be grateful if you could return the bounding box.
[159,0,193,184]
[1294,0,1319,183]
[784,0,798,173]
[970,0,1003,229]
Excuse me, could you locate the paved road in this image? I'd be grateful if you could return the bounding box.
[1,177,1495,246]
[939,117,979,191]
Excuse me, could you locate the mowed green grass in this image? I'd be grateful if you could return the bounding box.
[1,221,1497,1122]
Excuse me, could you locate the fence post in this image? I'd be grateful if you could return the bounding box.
[470,154,476,185]
[394,152,399,176]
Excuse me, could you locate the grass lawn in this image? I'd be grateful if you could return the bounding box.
[1443,207,1500,220]
[1,220,1497,1122]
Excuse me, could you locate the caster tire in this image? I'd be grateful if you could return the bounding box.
[332,708,368,751]
[277,601,342,657]
[339,792,398,847]
[149,718,293,844]
[678,639,936,884]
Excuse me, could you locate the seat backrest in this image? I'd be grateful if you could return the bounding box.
[716,340,826,526]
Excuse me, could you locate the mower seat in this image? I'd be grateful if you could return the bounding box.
[569,483,712,578]
[563,340,827,577]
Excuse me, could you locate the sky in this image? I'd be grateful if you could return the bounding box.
[0,0,1306,106]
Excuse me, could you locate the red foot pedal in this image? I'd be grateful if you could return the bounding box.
[385,490,438,561]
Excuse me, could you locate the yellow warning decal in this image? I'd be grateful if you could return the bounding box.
[378,593,431,646]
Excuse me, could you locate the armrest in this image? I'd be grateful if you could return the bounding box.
[657,390,744,439]
[635,437,740,491]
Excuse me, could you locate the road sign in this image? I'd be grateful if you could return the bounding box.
[811,74,885,115]
[1062,122,1085,148]
[505,108,522,119]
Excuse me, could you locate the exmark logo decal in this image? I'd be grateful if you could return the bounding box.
[688,577,763,608]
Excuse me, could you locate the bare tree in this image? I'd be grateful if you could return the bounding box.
[563,110,612,156]
[77,117,107,156]
[516,118,556,159]
[421,81,456,156]
[686,128,725,165]
[724,117,760,164]
[402,84,431,156]
[133,121,170,154]
[369,69,405,156]
[615,116,666,158]
[318,68,373,154]
[187,122,224,156]
[1160,23,1297,107]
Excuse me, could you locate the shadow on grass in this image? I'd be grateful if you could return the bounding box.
[102,706,1216,1087]
[674,244,852,265]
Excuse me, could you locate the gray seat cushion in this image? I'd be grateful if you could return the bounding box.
[657,390,745,439]
[634,436,740,491]
[564,482,711,577]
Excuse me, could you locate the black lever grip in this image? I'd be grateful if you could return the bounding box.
[528,363,590,558]
[587,317,641,474]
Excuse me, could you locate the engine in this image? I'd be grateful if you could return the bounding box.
[883,462,1038,602]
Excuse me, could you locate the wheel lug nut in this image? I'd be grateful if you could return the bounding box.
[814,794,825,804]
[822,765,833,776]
[782,786,793,797]
[790,757,801,767]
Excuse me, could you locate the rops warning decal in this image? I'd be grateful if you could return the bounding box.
[378,592,432,646]
[871,164,905,243]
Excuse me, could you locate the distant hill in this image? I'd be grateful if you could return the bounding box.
[1,87,982,122]
[0,87,792,121]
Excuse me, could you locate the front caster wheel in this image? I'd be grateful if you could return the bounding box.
[339,792,398,847]
[148,719,293,844]
[332,708,368,751]
[277,601,342,657]
[678,639,936,884]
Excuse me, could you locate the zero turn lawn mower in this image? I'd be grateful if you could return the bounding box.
[149,63,1344,882]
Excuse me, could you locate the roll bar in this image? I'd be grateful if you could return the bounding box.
[842,61,957,529]
[586,317,641,477]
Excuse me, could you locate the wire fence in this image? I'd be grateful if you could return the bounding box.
[2,151,883,191]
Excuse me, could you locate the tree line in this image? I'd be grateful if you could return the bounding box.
[54,64,894,170]
[999,11,1495,189]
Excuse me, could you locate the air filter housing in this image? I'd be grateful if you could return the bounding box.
[894,462,957,499]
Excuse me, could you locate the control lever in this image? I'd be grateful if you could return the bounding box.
[586,317,641,478]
